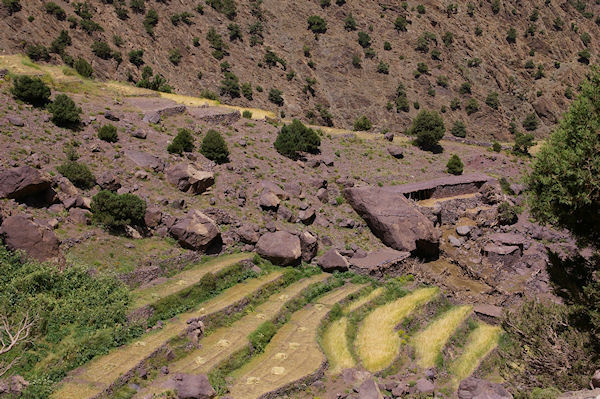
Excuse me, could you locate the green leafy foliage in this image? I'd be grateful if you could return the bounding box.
[408,110,445,150]
[200,129,230,164]
[207,0,236,20]
[353,115,372,131]
[74,57,93,78]
[91,190,146,229]
[274,119,320,159]
[307,15,327,34]
[98,124,118,143]
[57,161,96,189]
[47,94,82,129]
[446,154,464,175]
[11,75,51,107]
[268,88,284,105]
[513,132,535,155]
[497,201,519,225]
[450,120,466,138]
[220,72,241,98]
[248,321,277,352]
[167,128,194,154]
[45,2,66,20]
[2,0,20,14]
[522,113,539,131]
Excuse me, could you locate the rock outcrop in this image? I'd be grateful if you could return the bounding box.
[344,186,440,258]
[166,163,214,195]
[457,377,513,399]
[256,231,301,266]
[0,166,53,204]
[171,373,216,399]
[318,248,350,272]
[169,210,221,251]
[0,215,61,262]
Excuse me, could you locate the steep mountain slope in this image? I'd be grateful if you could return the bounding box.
[1,0,598,139]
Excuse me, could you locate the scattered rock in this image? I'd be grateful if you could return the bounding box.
[344,186,440,258]
[318,249,350,272]
[388,146,404,159]
[166,163,215,195]
[256,231,301,266]
[350,248,410,277]
[591,369,600,389]
[171,373,216,399]
[169,210,221,251]
[415,378,435,394]
[299,230,318,262]
[456,225,472,237]
[69,208,91,225]
[131,130,147,139]
[259,191,280,210]
[97,172,121,191]
[474,304,503,319]
[277,206,294,222]
[0,215,61,262]
[448,235,462,247]
[238,224,260,244]
[298,208,316,225]
[0,166,53,203]
[143,111,161,124]
[358,378,384,399]
[7,116,25,126]
[144,207,163,229]
[317,187,328,203]
[384,132,394,141]
[457,377,512,399]
[125,150,165,172]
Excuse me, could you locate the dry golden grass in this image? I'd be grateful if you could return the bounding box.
[52,272,282,399]
[228,284,364,399]
[356,287,438,372]
[130,252,252,310]
[450,322,502,385]
[321,317,355,375]
[343,287,385,314]
[411,305,472,368]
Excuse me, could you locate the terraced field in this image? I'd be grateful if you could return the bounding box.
[132,273,329,398]
[228,283,364,399]
[52,272,282,399]
[450,322,503,384]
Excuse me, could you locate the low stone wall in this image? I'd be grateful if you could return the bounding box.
[388,173,495,201]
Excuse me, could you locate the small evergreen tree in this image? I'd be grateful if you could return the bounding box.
[446,154,464,175]
[409,110,445,150]
[10,75,51,107]
[201,129,230,164]
[167,128,194,154]
[353,115,372,131]
[307,15,327,34]
[91,190,146,230]
[268,88,284,105]
[274,119,320,159]
[450,121,466,138]
[74,57,93,78]
[98,124,118,142]
[57,161,95,189]
[47,94,81,129]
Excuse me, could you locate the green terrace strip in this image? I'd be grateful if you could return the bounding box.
[411,305,473,368]
[321,287,385,375]
[129,252,252,310]
[356,287,439,372]
[449,322,502,386]
[227,283,365,399]
[51,272,283,399]
[130,273,329,398]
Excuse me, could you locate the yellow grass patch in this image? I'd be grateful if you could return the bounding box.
[343,287,385,314]
[411,305,472,368]
[228,284,364,399]
[130,252,252,310]
[356,287,438,372]
[450,323,502,385]
[52,272,282,399]
[321,317,355,375]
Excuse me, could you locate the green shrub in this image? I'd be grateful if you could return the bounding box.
[168,48,182,65]
[241,83,252,100]
[130,0,145,13]
[358,31,371,48]
[513,132,535,155]
[459,81,472,94]
[497,201,519,225]
[377,61,389,74]
[50,30,71,54]
[98,124,118,143]
[492,141,502,152]
[228,23,242,41]
[578,49,591,64]
[167,128,195,154]
[201,129,230,164]
[450,98,461,110]
[450,121,466,138]
[522,113,538,131]
[207,0,236,19]
[57,161,95,189]
[268,88,284,105]
[446,154,463,175]
[485,91,499,109]
[352,54,361,68]
[128,49,144,67]
[220,72,240,98]
[91,190,146,229]
[394,15,408,31]
[248,321,276,352]
[91,41,113,59]
[353,115,372,131]
[274,119,320,159]
[307,15,327,34]
[47,94,82,129]
[2,0,21,14]
[74,57,93,78]
[10,75,51,107]
[45,2,66,19]
[143,9,159,36]
[242,110,252,119]
[25,44,50,61]
[344,13,357,31]
[408,110,445,150]
[506,27,517,43]
[465,98,479,115]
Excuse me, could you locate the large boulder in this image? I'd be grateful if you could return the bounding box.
[0,216,60,262]
[125,150,165,172]
[0,166,53,203]
[169,210,221,251]
[318,249,350,272]
[256,231,301,266]
[458,377,513,399]
[166,163,215,195]
[171,373,216,399]
[344,186,440,258]
[299,230,318,262]
[358,378,384,399]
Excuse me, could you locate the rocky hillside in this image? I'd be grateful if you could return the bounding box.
[2,0,599,139]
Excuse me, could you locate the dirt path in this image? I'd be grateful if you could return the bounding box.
[52,272,282,399]
[132,274,329,398]
[228,283,365,399]
[130,252,252,310]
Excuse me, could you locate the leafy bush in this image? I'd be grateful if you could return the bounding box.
[344,13,357,31]
[91,190,146,229]
[201,129,230,164]
[459,81,472,94]
[207,0,236,19]
[98,124,118,142]
[168,48,182,65]
[578,49,591,64]
[450,120,466,138]
[522,113,538,131]
[242,110,252,118]
[25,44,50,61]
[408,110,445,150]
[307,15,327,34]
[143,9,159,36]
[167,128,194,154]
[465,98,480,115]
[486,91,499,109]
[128,49,144,67]
[228,23,242,41]
[50,30,71,54]
[45,2,66,19]
[492,141,502,152]
[10,75,51,107]
[377,61,389,74]
[274,119,320,159]
[506,27,517,43]
[241,82,252,100]
[136,66,172,93]
[446,154,464,175]
[74,57,93,78]
[353,115,372,131]
[268,88,284,105]
[513,132,535,155]
[57,161,96,189]
[47,94,82,129]
[91,41,113,59]
[2,0,20,14]
[358,31,371,48]
[394,15,408,31]
[207,28,228,59]
[497,201,519,225]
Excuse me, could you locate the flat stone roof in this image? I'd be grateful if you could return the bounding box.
[384,173,494,196]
